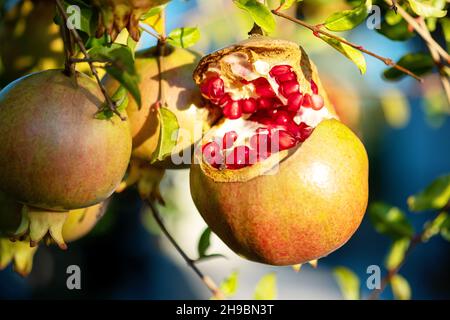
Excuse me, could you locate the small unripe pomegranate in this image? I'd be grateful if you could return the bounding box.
[104,45,219,167]
[190,37,369,266]
[0,70,132,248]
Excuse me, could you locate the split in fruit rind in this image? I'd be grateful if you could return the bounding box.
[0,238,38,277]
[193,35,337,117]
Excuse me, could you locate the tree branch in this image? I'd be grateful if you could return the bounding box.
[139,22,162,41]
[418,18,450,109]
[368,233,422,300]
[146,200,225,300]
[271,10,423,82]
[55,0,125,120]
[384,0,450,64]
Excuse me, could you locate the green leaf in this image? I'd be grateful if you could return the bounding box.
[384,238,410,270]
[105,67,141,108]
[426,17,438,32]
[220,271,239,298]
[377,19,415,41]
[369,202,414,239]
[407,175,450,212]
[167,27,200,48]
[385,10,403,25]
[406,0,447,18]
[140,5,165,20]
[440,18,450,51]
[233,0,276,33]
[324,0,372,32]
[318,34,366,74]
[384,53,434,81]
[391,274,412,300]
[422,212,449,241]
[198,227,212,258]
[253,273,277,300]
[333,267,360,300]
[95,86,129,120]
[89,43,141,106]
[63,0,96,36]
[150,105,179,163]
[441,216,450,241]
[278,0,303,11]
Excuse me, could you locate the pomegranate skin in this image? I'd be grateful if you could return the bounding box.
[190,119,368,265]
[0,70,132,211]
[62,202,108,243]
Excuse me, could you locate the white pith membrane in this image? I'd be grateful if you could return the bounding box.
[197,52,335,171]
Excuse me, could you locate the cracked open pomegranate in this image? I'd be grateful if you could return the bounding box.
[190,37,369,266]
[0,70,131,249]
[104,45,219,167]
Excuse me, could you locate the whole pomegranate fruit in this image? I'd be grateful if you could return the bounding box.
[0,70,132,248]
[190,37,369,266]
[104,45,219,167]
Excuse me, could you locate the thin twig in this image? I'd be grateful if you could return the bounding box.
[418,18,450,108]
[55,0,125,120]
[57,4,75,77]
[146,200,225,299]
[368,234,423,300]
[271,10,423,82]
[139,22,162,41]
[69,57,111,63]
[384,0,450,64]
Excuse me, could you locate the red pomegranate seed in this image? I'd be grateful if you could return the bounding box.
[222,131,238,149]
[302,93,313,108]
[222,100,242,119]
[242,98,257,113]
[279,81,299,98]
[275,72,297,84]
[202,141,223,168]
[269,65,292,77]
[287,92,303,112]
[250,133,270,150]
[275,111,291,126]
[225,146,251,169]
[310,79,319,95]
[276,130,298,151]
[286,122,300,138]
[257,97,275,109]
[253,77,276,98]
[311,94,324,110]
[298,122,314,142]
[218,94,232,107]
[250,133,271,160]
[200,76,225,103]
